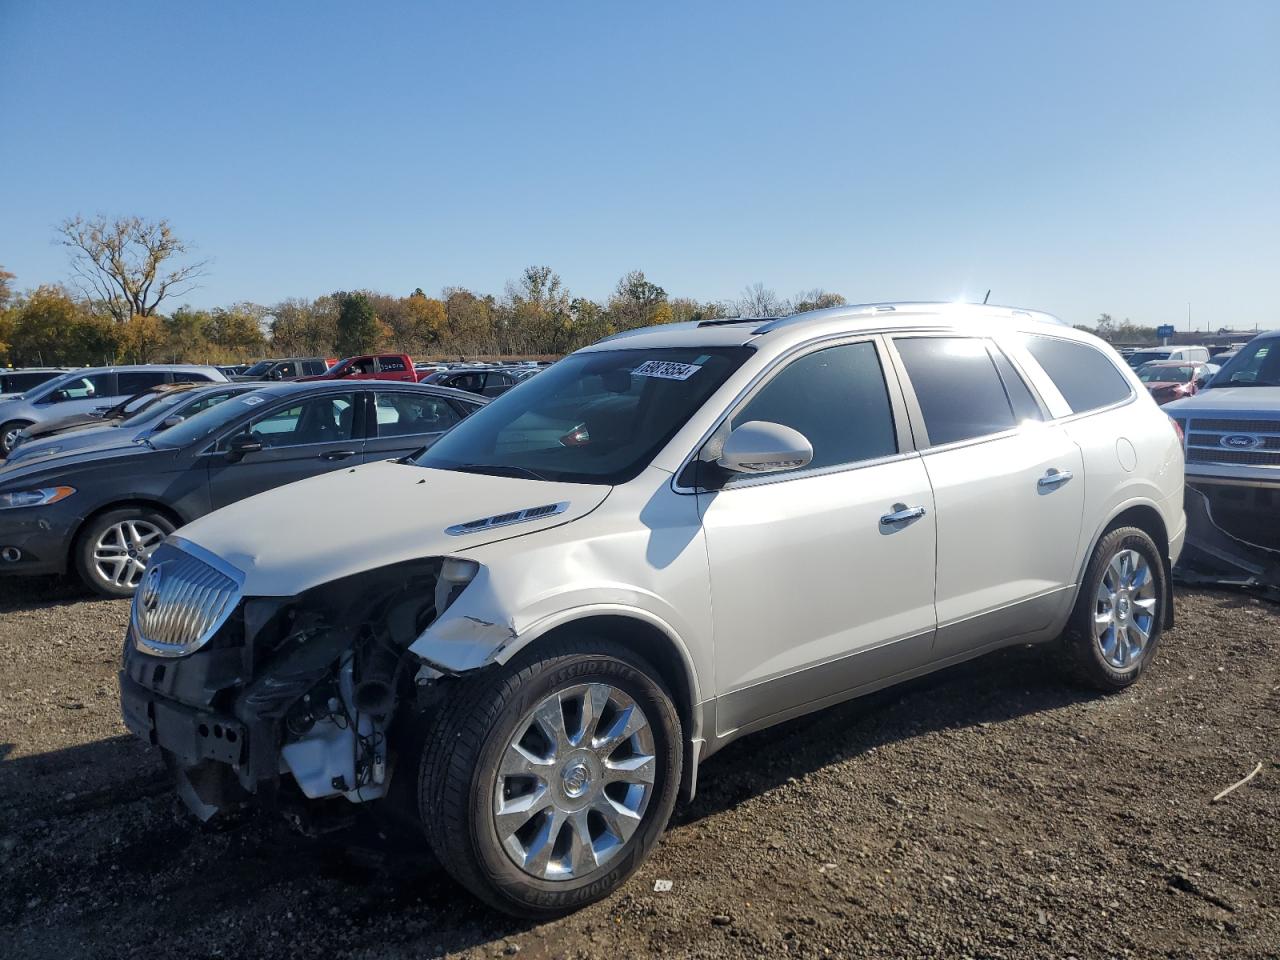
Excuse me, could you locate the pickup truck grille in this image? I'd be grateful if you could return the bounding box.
[130,541,244,657]
[1180,416,1280,470]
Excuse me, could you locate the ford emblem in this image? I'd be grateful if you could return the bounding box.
[140,565,163,613]
[1220,434,1264,450]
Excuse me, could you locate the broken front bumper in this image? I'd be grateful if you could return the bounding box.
[1176,482,1280,593]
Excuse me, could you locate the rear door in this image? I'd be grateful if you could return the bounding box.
[888,334,1085,659]
[205,391,363,508]
[362,389,474,461]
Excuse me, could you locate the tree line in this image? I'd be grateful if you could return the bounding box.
[0,215,847,367]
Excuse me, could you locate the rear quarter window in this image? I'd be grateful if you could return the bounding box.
[1025,336,1132,414]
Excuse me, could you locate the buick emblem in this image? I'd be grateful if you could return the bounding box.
[1220,434,1264,450]
[140,566,163,613]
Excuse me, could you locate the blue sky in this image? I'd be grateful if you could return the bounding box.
[1,1,1277,329]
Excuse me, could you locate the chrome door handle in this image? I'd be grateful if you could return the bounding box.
[1038,469,1073,488]
[880,504,927,526]
[320,449,358,461]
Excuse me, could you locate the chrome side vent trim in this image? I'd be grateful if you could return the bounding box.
[445,502,569,536]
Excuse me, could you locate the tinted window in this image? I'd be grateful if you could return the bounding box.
[990,348,1043,422]
[4,371,59,392]
[482,373,514,397]
[731,341,897,472]
[447,372,485,393]
[379,356,407,372]
[228,394,356,449]
[1025,336,1132,413]
[896,337,1015,445]
[178,372,214,383]
[303,360,328,376]
[375,392,461,437]
[41,373,113,404]
[118,370,168,394]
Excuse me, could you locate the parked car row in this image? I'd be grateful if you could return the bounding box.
[0,364,229,456]
[102,302,1187,917]
[0,379,486,595]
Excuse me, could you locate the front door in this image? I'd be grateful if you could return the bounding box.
[206,392,362,509]
[889,335,1086,658]
[697,338,938,735]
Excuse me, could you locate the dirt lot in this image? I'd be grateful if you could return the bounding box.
[1,578,1276,960]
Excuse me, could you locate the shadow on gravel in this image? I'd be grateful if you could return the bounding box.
[2,641,1103,957]
[0,575,110,614]
[678,643,1098,826]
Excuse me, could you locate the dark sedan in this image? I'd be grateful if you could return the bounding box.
[0,380,485,597]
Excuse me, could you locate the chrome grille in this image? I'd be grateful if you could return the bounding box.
[1182,415,1280,470]
[130,539,245,657]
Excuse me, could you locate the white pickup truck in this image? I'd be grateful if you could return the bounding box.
[1166,329,1280,581]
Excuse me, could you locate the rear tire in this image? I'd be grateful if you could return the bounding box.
[1056,526,1166,691]
[74,507,175,598]
[418,636,682,917]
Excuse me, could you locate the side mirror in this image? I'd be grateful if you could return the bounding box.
[269,369,284,381]
[717,420,813,476]
[160,414,185,430]
[226,433,264,462]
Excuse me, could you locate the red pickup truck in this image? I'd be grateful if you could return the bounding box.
[297,353,424,383]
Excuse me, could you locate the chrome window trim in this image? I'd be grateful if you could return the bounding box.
[670,332,913,494]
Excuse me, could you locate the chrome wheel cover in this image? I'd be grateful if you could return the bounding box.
[1093,548,1158,669]
[494,682,656,881]
[1,426,21,454]
[93,520,165,590]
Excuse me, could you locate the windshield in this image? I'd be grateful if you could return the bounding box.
[120,390,190,426]
[412,346,752,484]
[242,360,274,377]
[22,370,87,401]
[1207,336,1280,387]
[1137,364,1195,383]
[151,391,266,448]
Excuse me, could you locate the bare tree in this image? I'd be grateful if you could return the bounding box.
[56,215,208,323]
[735,282,785,318]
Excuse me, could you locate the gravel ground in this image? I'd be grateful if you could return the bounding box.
[0,577,1276,959]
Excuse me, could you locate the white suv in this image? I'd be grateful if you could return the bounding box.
[119,302,1185,916]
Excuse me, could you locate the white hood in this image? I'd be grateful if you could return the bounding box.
[177,460,611,596]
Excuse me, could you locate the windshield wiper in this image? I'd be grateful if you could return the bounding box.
[455,463,550,482]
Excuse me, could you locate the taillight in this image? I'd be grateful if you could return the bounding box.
[1169,416,1185,445]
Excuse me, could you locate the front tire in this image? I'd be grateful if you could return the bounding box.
[74,507,175,598]
[1056,526,1167,691]
[0,420,32,456]
[418,636,682,917]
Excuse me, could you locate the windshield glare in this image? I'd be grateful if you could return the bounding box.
[1208,338,1280,387]
[412,346,752,484]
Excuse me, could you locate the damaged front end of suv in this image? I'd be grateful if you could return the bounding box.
[120,539,480,823]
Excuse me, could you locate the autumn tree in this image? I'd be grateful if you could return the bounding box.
[443,288,495,356]
[790,289,846,314]
[334,291,382,356]
[5,286,118,365]
[606,270,670,331]
[0,265,14,308]
[668,297,728,324]
[57,215,208,323]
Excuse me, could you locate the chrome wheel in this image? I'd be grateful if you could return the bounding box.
[1,426,22,455]
[1093,548,1157,669]
[93,519,165,590]
[494,682,656,881]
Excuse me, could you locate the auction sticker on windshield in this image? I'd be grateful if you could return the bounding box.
[633,360,702,381]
